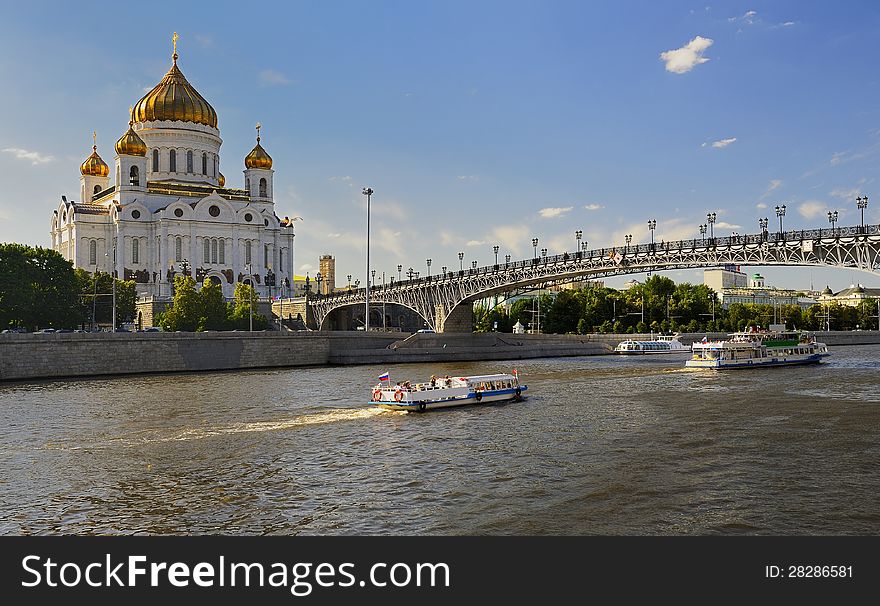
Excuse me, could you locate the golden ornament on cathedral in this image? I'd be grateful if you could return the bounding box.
[245,123,273,169]
[131,33,218,128]
[115,121,148,156]
[80,133,109,177]
[218,172,226,187]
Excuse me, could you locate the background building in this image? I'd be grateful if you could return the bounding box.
[319,254,336,295]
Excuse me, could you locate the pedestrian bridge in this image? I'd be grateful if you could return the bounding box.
[310,225,880,332]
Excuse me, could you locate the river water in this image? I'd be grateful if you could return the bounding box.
[2,345,879,535]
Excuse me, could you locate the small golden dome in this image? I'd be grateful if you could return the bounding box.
[218,172,226,187]
[80,145,109,177]
[132,45,217,128]
[245,136,273,169]
[115,121,148,156]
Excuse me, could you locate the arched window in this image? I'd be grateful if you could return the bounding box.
[132,239,139,264]
[211,239,218,264]
[186,150,193,173]
[175,237,182,262]
[219,239,225,264]
[169,149,177,172]
[246,177,250,192]
[279,248,283,271]
[89,240,97,266]
[204,239,210,263]
[213,155,217,177]
[245,241,252,266]
[259,178,267,197]
[129,165,139,186]
[264,243,269,268]
[152,149,159,172]
[202,152,207,175]
[93,184,101,194]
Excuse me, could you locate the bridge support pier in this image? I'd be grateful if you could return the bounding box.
[436,303,473,333]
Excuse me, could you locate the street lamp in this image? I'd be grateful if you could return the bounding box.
[857,196,869,231]
[426,258,432,278]
[347,274,352,290]
[244,262,253,331]
[758,217,768,239]
[648,219,656,246]
[406,267,415,280]
[625,234,632,251]
[505,254,511,265]
[541,248,547,258]
[775,204,786,234]
[698,224,707,243]
[371,269,376,288]
[316,271,323,297]
[706,213,716,239]
[441,265,447,277]
[471,260,478,270]
[493,245,499,266]
[532,238,538,258]
[458,251,464,272]
[827,210,838,231]
[575,230,582,252]
[362,187,373,331]
[397,264,402,282]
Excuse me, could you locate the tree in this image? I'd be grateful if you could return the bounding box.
[199,279,229,330]
[76,269,136,328]
[159,275,201,331]
[543,290,580,333]
[0,243,82,330]
[229,282,268,330]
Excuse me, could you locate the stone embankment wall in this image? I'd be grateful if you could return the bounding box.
[2,330,879,381]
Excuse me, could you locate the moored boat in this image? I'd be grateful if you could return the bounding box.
[371,371,527,412]
[614,333,688,354]
[686,328,829,369]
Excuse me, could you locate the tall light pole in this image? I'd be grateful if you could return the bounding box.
[493,245,499,266]
[532,238,538,258]
[397,264,402,282]
[505,254,511,265]
[699,224,707,243]
[706,213,716,239]
[827,210,839,231]
[362,187,373,331]
[775,204,786,234]
[857,196,869,231]
[758,217,768,240]
[458,251,464,272]
[575,230,582,252]
[625,234,632,251]
[441,265,447,277]
[541,248,547,258]
[91,265,98,331]
[648,219,656,247]
[347,274,352,290]
[244,263,253,331]
[426,258,432,278]
[471,260,478,270]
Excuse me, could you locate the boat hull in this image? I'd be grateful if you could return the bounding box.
[374,386,527,412]
[686,353,828,369]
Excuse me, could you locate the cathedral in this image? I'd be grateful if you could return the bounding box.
[50,35,297,299]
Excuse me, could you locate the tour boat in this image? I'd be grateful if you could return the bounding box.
[614,333,689,354]
[686,329,829,369]
[371,372,527,412]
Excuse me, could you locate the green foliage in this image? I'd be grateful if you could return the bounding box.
[229,282,268,330]
[0,243,82,330]
[75,269,136,327]
[160,275,201,331]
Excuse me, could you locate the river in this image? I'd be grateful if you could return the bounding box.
[2,345,879,535]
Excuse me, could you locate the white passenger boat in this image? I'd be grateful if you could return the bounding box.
[371,371,527,412]
[686,329,829,369]
[614,333,688,354]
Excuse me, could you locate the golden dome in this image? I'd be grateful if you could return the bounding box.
[132,48,217,128]
[245,136,273,169]
[80,145,109,177]
[218,172,226,187]
[115,121,148,156]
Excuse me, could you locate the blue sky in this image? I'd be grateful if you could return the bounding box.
[2,1,879,291]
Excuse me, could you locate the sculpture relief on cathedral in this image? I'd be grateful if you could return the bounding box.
[49,34,298,300]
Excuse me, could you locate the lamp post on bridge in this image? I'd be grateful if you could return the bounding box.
[362,187,373,331]
[458,252,464,272]
[775,204,786,235]
[406,267,415,280]
[827,210,838,232]
[648,219,656,250]
[625,234,632,251]
[758,217,768,240]
[426,258,432,278]
[532,238,538,259]
[857,196,869,232]
[471,260,478,271]
[575,230,582,253]
[706,213,716,240]
[493,245,499,266]
[347,274,352,290]
[699,224,707,244]
[441,266,447,277]
[541,248,547,259]
[505,254,511,266]
[397,264,402,282]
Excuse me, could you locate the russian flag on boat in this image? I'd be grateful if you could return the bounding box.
[378,372,390,381]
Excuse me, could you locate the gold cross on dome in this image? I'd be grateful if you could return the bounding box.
[256,122,262,142]
[173,32,179,56]
[92,131,97,148]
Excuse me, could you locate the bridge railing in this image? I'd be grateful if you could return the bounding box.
[320,223,880,297]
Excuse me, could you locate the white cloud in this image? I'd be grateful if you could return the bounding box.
[329,175,352,182]
[830,151,847,166]
[488,224,531,256]
[194,34,214,48]
[798,200,828,219]
[456,175,479,181]
[660,36,713,74]
[703,137,737,149]
[729,10,758,24]
[375,227,405,257]
[759,179,782,200]
[830,187,862,201]
[538,206,574,219]
[756,202,768,209]
[1,147,54,165]
[583,204,604,211]
[466,240,486,247]
[299,263,314,272]
[714,221,742,229]
[259,69,291,86]
[326,232,342,238]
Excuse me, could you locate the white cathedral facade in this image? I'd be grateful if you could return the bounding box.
[50,37,297,299]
